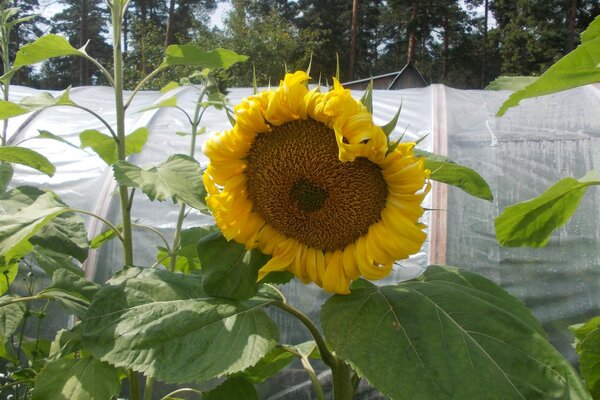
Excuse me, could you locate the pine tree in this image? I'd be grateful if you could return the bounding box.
[38,0,111,88]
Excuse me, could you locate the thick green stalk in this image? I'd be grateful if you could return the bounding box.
[1,23,10,146]
[111,2,137,399]
[331,359,354,400]
[169,85,207,271]
[111,1,133,267]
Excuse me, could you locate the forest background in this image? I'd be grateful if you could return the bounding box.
[2,0,600,91]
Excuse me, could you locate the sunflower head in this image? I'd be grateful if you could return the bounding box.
[203,71,429,294]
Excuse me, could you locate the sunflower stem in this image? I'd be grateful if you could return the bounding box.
[274,301,354,399]
[331,359,354,400]
[169,83,207,272]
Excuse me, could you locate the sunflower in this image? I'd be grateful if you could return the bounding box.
[203,71,429,294]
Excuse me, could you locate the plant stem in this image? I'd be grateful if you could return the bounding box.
[274,301,355,399]
[142,376,154,400]
[0,294,45,308]
[300,356,326,400]
[159,388,203,400]
[111,0,133,268]
[128,370,140,400]
[169,84,207,272]
[331,359,354,400]
[274,301,336,367]
[73,209,125,243]
[1,18,10,146]
[111,3,137,399]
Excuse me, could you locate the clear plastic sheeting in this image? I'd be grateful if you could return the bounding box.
[4,83,600,399]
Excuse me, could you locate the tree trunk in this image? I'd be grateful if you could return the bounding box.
[442,14,449,80]
[407,0,418,64]
[349,0,359,80]
[565,0,578,53]
[79,0,88,85]
[164,0,176,46]
[140,0,147,73]
[480,0,488,88]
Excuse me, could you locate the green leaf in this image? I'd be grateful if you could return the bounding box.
[160,81,180,93]
[31,246,83,276]
[0,147,55,176]
[80,267,279,383]
[19,88,75,109]
[163,46,248,69]
[0,264,19,296]
[359,79,373,113]
[497,15,600,116]
[30,211,89,263]
[581,15,600,43]
[380,100,402,137]
[140,97,178,111]
[112,154,207,210]
[0,101,29,119]
[36,130,81,150]
[415,149,493,201]
[90,225,121,249]
[40,269,100,318]
[198,232,269,300]
[571,317,600,397]
[0,295,26,338]
[158,226,216,273]
[203,376,258,400]
[49,328,83,360]
[0,186,88,262]
[495,171,600,247]
[80,127,148,165]
[0,192,70,261]
[321,265,590,400]
[0,163,13,194]
[261,270,293,285]
[32,356,121,400]
[240,342,318,383]
[13,34,86,68]
[485,76,538,91]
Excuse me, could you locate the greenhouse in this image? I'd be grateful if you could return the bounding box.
[2,79,599,398]
[1,0,600,399]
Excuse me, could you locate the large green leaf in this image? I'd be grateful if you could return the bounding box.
[80,127,148,165]
[112,154,207,210]
[497,15,600,116]
[0,147,55,176]
[571,317,600,398]
[0,192,70,262]
[203,376,258,400]
[198,231,269,300]
[40,270,100,318]
[31,356,121,400]
[0,186,88,262]
[80,267,279,383]
[0,163,13,194]
[495,171,600,247]
[415,149,493,201]
[0,296,26,338]
[321,265,590,400]
[13,34,86,68]
[32,247,84,277]
[163,46,248,69]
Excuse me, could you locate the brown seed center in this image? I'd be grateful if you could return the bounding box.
[244,119,388,251]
